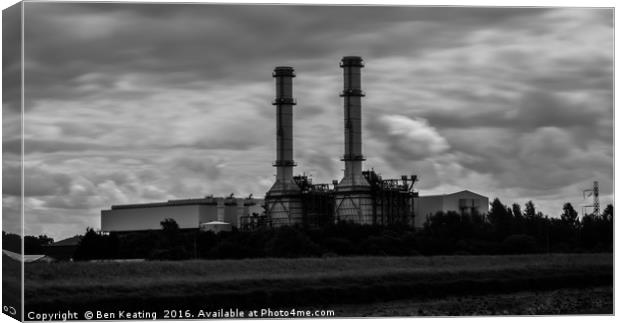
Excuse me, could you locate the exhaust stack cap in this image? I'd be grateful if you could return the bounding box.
[340,56,364,67]
[273,66,296,77]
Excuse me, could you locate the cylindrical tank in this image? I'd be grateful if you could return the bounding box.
[199,221,232,233]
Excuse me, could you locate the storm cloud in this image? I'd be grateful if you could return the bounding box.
[8,3,613,239]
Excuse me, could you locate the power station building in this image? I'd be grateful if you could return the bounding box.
[413,190,490,228]
[100,55,488,233]
[101,196,262,232]
[263,56,418,228]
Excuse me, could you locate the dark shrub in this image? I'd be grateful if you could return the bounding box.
[169,245,191,260]
[501,234,537,254]
[24,235,54,254]
[210,240,254,259]
[454,239,471,255]
[360,234,407,256]
[322,237,356,255]
[74,228,110,261]
[360,236,388,255]
[148,248,171,260]
[457,239,501,255]
[265,227,321,258]
[197,231,218,258]
[414,236,452,255]
[592,242,612,253]
[148,246,191,260]
[400,232,417,253]
[2,232,21,254]
[551,242,571,253]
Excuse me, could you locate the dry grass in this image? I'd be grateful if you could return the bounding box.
[26,253,610,286]
[3,255,22,320]
[24,253,612,313]
[335,286,613,316]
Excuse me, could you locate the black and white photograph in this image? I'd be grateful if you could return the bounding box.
[1,0,615,320]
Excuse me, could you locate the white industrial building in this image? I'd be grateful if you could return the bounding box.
[101,196,263,232]
[413,190,489,228]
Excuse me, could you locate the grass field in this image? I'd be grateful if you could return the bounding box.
[24,253,612,316]
[2,255,22,320]
[336,286,613,316]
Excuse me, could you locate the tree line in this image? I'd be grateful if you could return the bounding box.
[3,199,611,260]
[419,199,612,255]
[67,199,612,261]
[2,232,54,254]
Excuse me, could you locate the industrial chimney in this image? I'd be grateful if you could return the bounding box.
[334,56,373,224]
[264,66,303,226]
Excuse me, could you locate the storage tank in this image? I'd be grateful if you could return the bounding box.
[199,221,232,233]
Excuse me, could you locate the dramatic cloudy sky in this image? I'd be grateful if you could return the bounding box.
[2,3,613,240]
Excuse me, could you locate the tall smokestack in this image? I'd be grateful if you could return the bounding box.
[340,56,367,186]
[273,66,297,181]
[334,56,373,224]
[265,66,302,226]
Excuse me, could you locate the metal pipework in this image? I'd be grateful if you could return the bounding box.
[272,66,297,183]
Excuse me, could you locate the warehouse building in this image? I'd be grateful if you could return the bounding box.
[413,190,489,228]
[101,196,263,232]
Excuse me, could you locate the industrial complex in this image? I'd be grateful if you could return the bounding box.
[101,196,263,232]
[101,56,489,233]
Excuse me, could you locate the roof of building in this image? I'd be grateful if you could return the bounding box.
[50,236,82,247]
[419,190,488,199]
[445,190,488,199]
[108,197,263,210]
